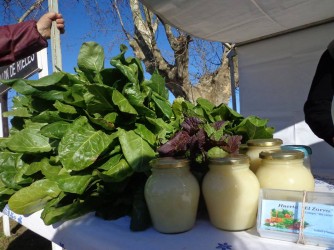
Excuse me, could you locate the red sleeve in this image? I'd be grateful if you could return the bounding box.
[0,20,48,66]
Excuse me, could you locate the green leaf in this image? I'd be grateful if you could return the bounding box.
[171,97,185,121]
[3,107,32,118]
[98,68,127,87]
[0,170,21,190]
[207,147,229,158]
[40,121,71,139]
[41,199,92,225]
[145,70,168,99]
[196,98,215,111]
[58,117,113,171]
[123,82,145,107]
[0,152,24,173]
[56,175,92,194]
[40,161,62,180]
[0,187,15,196]
[24,160,45,176]
[23,121,47,131]
[84,85,115,115]
[78,42,104,74]
[8,179,61,215]
[122,82,156,118]
[12,95,31,109]
[32,111,72,123]
[110,45,141,84]
[99,158,134,182]
[1,79,40,95]
[86,112,116,131]
[118,129,157,172]
[34,90,66,102]
[211,103,243,122]
[151,92,173,119]
[98,153,122,171]
[63,84,87,108]
[53,100,77,114]
[134,123,156,146]
[112,89,138,115]
[233,116,274,141]
[145,117,176,143]
[27,72,66,87]
[66,73,85,86]
[205,122,227,141]
[0,138,9,149]
[6,128,51,153]
[133,104,157,119]
[13,164,34,186]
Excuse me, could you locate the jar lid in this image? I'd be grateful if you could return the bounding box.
[281,145,312,156]
[151,157,189,168]
[239,144,248,152]
[247,138,283,147]
[209,154,250,165]
[259,150,304,160]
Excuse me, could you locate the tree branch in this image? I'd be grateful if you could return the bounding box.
[112,0,132,41]
[18,0,46,23]
[161,19,178,50]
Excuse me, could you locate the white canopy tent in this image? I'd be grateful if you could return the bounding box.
[139,0,334,174]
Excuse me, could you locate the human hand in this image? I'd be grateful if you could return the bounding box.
[36,12,65,39]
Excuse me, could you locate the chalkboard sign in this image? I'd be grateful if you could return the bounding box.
[0,53,41,94]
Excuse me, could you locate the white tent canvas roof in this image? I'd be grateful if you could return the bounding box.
[140,0,334,44]
[140,0,334,173]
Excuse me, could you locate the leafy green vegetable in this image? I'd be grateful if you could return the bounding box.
[157,99,274,177]
[58,116,113,171]
[6,128,51,153]
[8,179,61,214]
[0,42,174,229]
[118,129,157,172]
[0,42,274,231]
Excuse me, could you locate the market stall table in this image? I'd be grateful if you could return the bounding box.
[1,175,334,250]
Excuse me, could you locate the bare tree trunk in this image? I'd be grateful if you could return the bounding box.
[184,46,232,105]
[123,0,235,105]
[81,0,238,105]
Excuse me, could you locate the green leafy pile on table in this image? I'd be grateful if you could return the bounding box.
[0,42,274,231]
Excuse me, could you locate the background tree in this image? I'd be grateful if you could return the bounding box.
[83,0,239,105]
[1,0,239,106]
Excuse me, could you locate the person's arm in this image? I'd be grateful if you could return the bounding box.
[0,12,65,66]
[304,50,334,147]
[0,20,47,66]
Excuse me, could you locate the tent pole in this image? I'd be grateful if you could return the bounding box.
[48,0,62,72]
[227,47,237,111]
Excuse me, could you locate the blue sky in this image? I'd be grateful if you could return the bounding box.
[49,2,122,74]
[2,1,239,110]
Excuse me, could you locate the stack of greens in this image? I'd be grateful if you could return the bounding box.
[0,42,274,231]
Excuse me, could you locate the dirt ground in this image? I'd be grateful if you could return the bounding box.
[0,218,52,250]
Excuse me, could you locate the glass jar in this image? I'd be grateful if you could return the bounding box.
[202,154,260,231]
[144,157,200,233]
[245,138,283,173]
[256,150,315,191]
[281,145,312,172]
